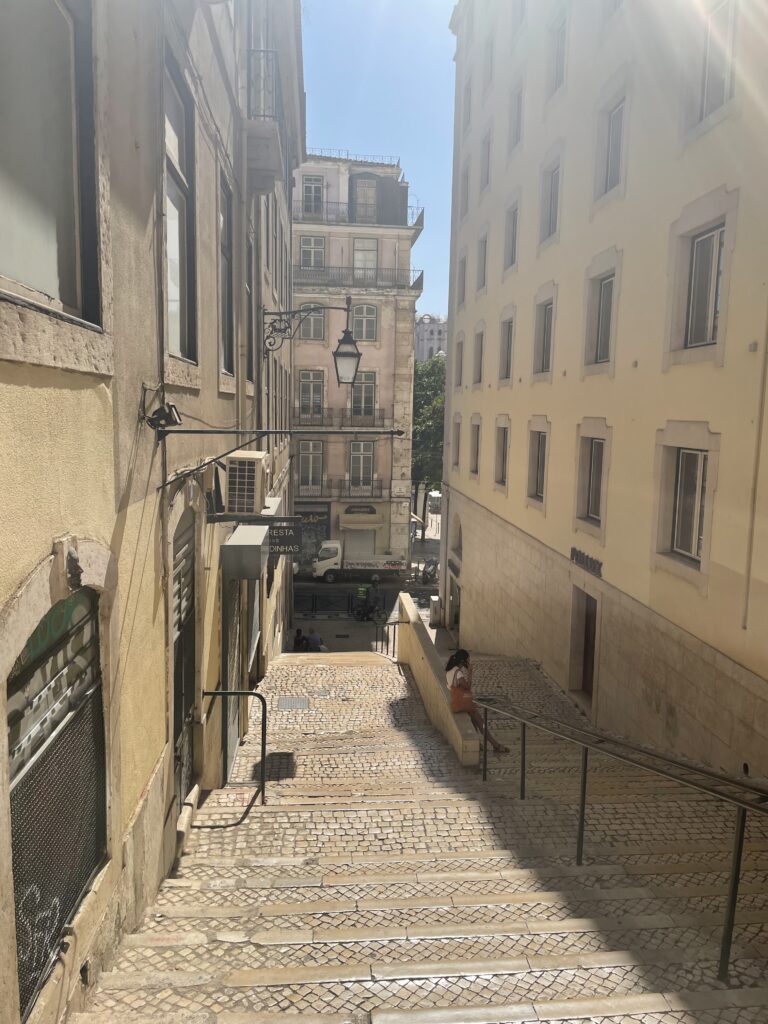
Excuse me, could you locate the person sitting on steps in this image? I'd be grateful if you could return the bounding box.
[446,648,509,753]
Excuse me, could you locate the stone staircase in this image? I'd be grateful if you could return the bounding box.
[73,654,768,1023]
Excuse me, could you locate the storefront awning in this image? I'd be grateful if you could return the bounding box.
[340,514,385,530]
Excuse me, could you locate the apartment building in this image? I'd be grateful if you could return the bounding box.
[0,2,303,1020]
[416,313,448,362]
[442,0,768,777]
[291,153,423,566]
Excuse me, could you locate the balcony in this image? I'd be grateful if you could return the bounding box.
[339,480,384,499]
[292,200,424,229]
[245,49,286,189]
[340,409,389,429]
[293,265,423,291]
[296,479,337,499]
[293,406,335,428]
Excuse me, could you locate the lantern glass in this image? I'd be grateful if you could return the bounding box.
[333,329,362,385]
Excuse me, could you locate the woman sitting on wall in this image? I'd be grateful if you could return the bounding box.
[446,649,509,754]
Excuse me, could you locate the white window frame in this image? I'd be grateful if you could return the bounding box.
[574,418,612,543]
[508,84,524,153]
[455,334,464,387]
[699,0,736,124]
[548,16,567,97]
[504,204,519,270]
[299,302,325,341]
[527,417,550,511]
[303,175,324,215]
[298,369,324,415]
[541,162,560,243]
[473,328,484,385]
[672,448,708,561]
[494,419,510,489]
[534,299,554,376]
[469,419,481,476]
[499,316,514,382]
[299,440,324,489]
[350,441,374,488]
[353,303,377,342]
[477,234,488,291]
[602,99,624,196]
[480,131,492,192]
[300,235,325,269]
[452,416,462,469]
[684,223,725,349]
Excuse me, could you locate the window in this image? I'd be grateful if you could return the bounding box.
[541,163,560,241]
[685,224,725,348]
[495,425,509,486]
[219,176,234,374]
[352,371,376,417]
[455,337,464,386]
[473,330,484,384]
[504,205,518,269]
[460,164,470,218]
[594,274,614,363]
[480,132,491,191]
[452,419,461,467]
[529,431,547,500]
[264,195,271,270]
[350,441,374,487]
[500,318,514,380]
[672,449,708,560]
[298,370,323,416]
[165,67,196,359]
[699,0,735,122]
[353,237,377,283]
[535,300,554,374]
[508,87,523,151]
[457,255,467,306]
[463,79,472,132]
[477,235,487,291]
[549,17,567,96]
[470,423,481,475]
[1,0,99,322]
[354,178,378,223]
[271,193,278,280]
[602,100,624,195]
[299,441,323,489]
[483,37,494,90]
[300,235,325,268]
[353,303,377,342]
[303,174,323,215]
[299,302,324,341]
[585,439,605,522]
[246,239,254,381]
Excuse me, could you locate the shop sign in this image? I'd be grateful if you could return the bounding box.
[344,505,377,515]
[269,524,302,556]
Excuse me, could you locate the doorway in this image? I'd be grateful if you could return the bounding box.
[172,511,196,807]
[448,576,461,633]
[570,586,598,702]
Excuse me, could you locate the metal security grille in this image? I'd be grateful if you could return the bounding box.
[11,686,106,1020]
[173,513,196,804]
[227,458,256,514]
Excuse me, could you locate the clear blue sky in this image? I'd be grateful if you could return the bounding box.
[301,0,456,315]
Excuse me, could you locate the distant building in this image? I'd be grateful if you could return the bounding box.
[416,313,448,362]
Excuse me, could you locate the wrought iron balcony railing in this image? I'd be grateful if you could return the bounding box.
[295,479,337,499]
[293,200,423,228]
[293,265,422,290]
[338,480,384,499]
[293,406,335,428]
[341,409,389,428]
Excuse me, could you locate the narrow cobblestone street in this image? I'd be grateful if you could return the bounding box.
[74,655,768,1023]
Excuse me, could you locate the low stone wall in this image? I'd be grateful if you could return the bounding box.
[396,593,480,766]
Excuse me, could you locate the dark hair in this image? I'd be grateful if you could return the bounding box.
[295,628,303,636]
[445,648,470,672]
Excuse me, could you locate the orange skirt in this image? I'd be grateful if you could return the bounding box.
[450,687,475,714]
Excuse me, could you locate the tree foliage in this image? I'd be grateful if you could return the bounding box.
[412,355,445,489]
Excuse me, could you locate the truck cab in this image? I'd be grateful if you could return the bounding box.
[313,541,343,582]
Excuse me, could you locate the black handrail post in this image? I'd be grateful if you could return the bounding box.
[719,805,747,981]
[519,721,527,800]
[482,706,489,782]
[576,746,589,865]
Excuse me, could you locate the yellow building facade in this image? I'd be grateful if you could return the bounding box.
[442,0,768,776]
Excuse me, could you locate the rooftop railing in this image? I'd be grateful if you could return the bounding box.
[307,148,400,166]
[293,200,423,228]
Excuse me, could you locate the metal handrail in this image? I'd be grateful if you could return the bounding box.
[474,696,768,981]
[307,148,400,165]
[375,619,407,658]
[203,689,267,805]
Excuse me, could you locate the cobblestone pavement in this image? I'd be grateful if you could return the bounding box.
[75,655,768,1024]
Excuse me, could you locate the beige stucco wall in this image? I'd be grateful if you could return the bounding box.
[443,0,768,769]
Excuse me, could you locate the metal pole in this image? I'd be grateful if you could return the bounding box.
[519,722,526,800]
[256,692,267,806]
[576,746,589,866]
[482,706,489,782]
[719,805,747,981]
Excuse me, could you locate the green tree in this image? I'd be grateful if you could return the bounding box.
[411,355,446,541]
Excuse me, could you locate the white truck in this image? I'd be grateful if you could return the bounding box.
[312,541,407,583]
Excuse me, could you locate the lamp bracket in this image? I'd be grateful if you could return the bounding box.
[263,295,352,353]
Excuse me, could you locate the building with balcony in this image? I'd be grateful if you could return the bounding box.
[416,313,448,362]
[291,153,423,566]
[442,0,768,778]
[0,2,304,1021]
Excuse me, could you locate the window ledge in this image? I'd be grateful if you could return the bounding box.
[165,353,201,391]
[684,97,736,148]
[574,515,605,544]
[653,550,709,594]
[497,376,513,389]
[526,495,546,513]
[507,143,522,162]
[219,371,237,395]
[469,469,480,481]
[582,359,612,379]
[0,291,112,377]
[538,231,560,255]
[664,341,720,371]
[590,180,625,218]
[475,286,488,297]
[502,262,518,280]
[471,381,484,390]
[494,481,508,494]
[532,370,553,384]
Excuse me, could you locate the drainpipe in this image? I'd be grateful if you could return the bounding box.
[741,301,768,630]
[237,125,248,434]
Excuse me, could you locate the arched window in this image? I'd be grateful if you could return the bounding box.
[299,302,324,340]
[353,303,377,342]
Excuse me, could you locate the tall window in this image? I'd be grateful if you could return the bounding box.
[699,0,735,122]
[219,177,234,374]
[463,79,472,132]
[541,163,560,241]
[299,441,323,489]
[504,205,518,269]
[586,439,605,522]
[672,449,708,560]
[300,235,325,268]
[457,255,467,306]
[480,132,492,191]
[354,178,377,223]
[535,300,554,373]
[685,224,725,347]
[470,423,481,474]
[460,164,470,218]
[299,302,324,340]
[509,86,523,151]
[165,68,196,358]
[303,174,323,215]
[352,371,376,417]
[477,236,487,290]
[500,319,514,380]
[299,370,323,416]
[473,330,484,384]
[353,237,377,282]
[246,239,254,381]
[350,441,374,487]
[455,337,464,386]
[529,431,547,500]
[483,37,494,90]
[452,419,461,467]
[353,303,377,342]
[602,100,624,195]
[549,17,567,95]
[594,274,614,363]
[495,425,509,485]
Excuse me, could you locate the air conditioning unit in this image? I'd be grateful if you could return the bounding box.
[225,452,267,516]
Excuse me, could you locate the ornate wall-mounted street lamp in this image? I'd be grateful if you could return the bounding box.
[263,294,362,385]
